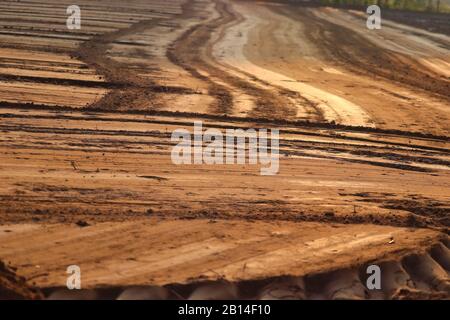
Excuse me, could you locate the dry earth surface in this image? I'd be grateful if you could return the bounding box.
[0,0,449,299]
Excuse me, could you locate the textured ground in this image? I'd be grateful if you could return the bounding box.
[0,0,449,299]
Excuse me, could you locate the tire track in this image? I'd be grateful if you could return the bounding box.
[296,7,450,99]
[167,0,298,118]
[212,1,374,127]
[75,18,165,111]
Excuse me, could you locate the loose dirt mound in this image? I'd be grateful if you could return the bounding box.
[41,239,450,300]
[0,260,42,300]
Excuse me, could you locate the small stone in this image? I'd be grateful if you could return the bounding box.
[75,220,90,227]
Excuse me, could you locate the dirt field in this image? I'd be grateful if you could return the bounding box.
[0,0,449,300]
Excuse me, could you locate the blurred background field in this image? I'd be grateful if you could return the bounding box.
[318,0,450,12]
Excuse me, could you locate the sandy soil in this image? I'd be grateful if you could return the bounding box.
[0,0,449,299]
